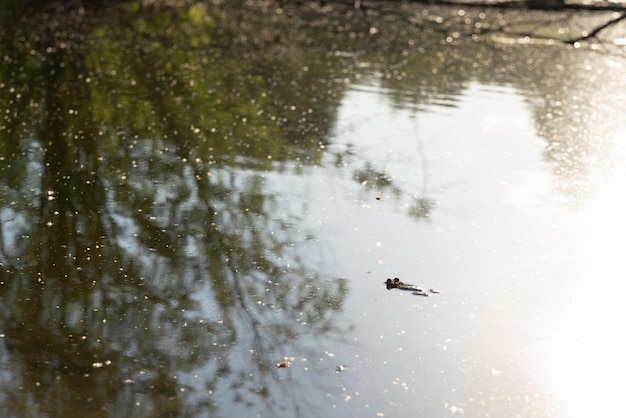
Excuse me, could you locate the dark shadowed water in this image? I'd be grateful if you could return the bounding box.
[1,1,626,417]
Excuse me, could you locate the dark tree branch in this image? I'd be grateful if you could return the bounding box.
[566,10,626,44]
[273,0,626,51]
[423,0,626,12]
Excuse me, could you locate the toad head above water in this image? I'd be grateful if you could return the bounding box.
[385,277,438,296]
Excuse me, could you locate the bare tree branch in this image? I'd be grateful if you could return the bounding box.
[566,10,626,44]
[416,0,626,12]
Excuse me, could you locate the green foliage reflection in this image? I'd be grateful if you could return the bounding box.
[0,2,349,417]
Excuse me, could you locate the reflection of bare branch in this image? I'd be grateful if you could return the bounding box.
[567,10,626,44]
[406,0,626,12]
[296,0,626,50]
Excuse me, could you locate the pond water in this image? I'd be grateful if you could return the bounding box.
[1,1,626,417]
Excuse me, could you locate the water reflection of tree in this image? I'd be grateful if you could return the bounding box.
[2,1,619,414]
[0,3,350,417]
[351,162,435,219]
[296,0,620,206]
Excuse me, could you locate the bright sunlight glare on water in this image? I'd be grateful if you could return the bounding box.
[539,131,626,418]
[317,76,626,417]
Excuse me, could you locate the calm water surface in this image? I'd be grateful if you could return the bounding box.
[1,2,626,417]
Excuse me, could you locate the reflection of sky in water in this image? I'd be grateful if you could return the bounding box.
[256,78,626,416]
